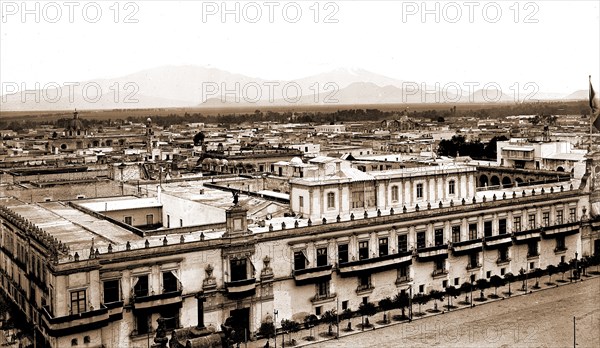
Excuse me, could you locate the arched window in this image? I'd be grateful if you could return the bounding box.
[327,192,335,209]
[391,186,399,202]
[448,180,455,195]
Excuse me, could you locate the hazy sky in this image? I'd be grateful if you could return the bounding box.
[1,0,599,94]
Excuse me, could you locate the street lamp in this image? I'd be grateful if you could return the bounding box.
[273,310,278,348]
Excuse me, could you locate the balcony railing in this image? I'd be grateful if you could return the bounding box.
[395,275,412,285]
[554,247,568,253]
[132,286,183,309]
[416,244,448,260]
[42,304,112,336]
[451,239,483,255]
[311,292,336,304]
[432,269,448,277]
[356,284,374,294]
[338,250,412,276]
[293,264,333,284]
[225,278,256,295]
[496,258,511,265]
[466,263,482,271]
[526,252,539,259]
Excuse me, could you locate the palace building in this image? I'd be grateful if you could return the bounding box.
[1,152,599,348]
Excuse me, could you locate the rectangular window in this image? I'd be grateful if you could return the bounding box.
[359,241,369,260]
[358,274,371,291]
[398,265,408,279]
[498,247,509,262]
[468,223,478,240]
[528,214,536,229]
[179,219,183,227]
[498,219,507,235]
[124,216,132,225]
[435,258,445,271]
[134,275,149,297]
[556,236,566,251]
[70,289,86,315]
[542,212,550,227]
[416,183,423,198]
[419,284,424,293]
[327,192,335,209]
[338,244,348,264]
[484,221,492,237]
[527,241,538,257]
[294,251,306,270]
[162,271,178,293]
[316,248,328,267]
[398,235,408,252]
[569,208,576,222]
[378,238,388,257]
[469,253,479,268]
[434,228,444,246]
[452,226,461,243]
[103,280,120,304]
[317,280,330,298]
[514,216,521,232]
[135,312,150,334]
[448,180,455,195]
[146,214,153,225]
[342,301,348,310]
[299,196,304,208]
[391,186,399,202]
[556,210,563,224]
[230,258,248,282]
[416,231,426,249]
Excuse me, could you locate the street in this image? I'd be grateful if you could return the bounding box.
[314,277,600,348]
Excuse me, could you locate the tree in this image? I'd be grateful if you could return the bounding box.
[193,131,205,146]
[459,281,472,303]
[412,293,430,315]
[280,319,300,345]
[393,292,410,319]
[429,289,444,312]
[303,314,318,339]
[320,309,338,336]
[378,297,394,323]
[489,275,505,297]
[546,264,557,284]
[258,321,275,341]
[558,261,570,281]
[531,268,543,288]
[444,285,459,309]
[358,301,377,328]
[475,279,489,300]
[503,272,515,296]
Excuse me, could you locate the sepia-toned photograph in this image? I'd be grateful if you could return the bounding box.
[1,1,599,347]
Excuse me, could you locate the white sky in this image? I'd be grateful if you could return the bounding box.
[1,0,599,94]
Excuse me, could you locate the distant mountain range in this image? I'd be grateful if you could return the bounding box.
[0,65,589,111]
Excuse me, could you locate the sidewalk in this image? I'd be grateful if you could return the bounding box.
[243,270,600,348]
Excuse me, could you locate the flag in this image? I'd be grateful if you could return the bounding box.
[590,76,600,131]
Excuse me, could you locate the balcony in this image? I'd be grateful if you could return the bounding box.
[395,275,412,286]
[355,283,374,295]
[416,244,448,261]
[526,252,539,259]
[225,278,256,297]
[502,148,534,161]
[338,251,412,276]
[512,229,541,244]
[132,287,183,310]
[541,221,580,239]
[554,247,568,254]
[466,263,482,271]
[431,269,448,278]
[451,239,483,255]
[496,258,511,265]
[311,292,336,304]
[42,304,111,336]
[293,264,333,285]
[484,234,513,249]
